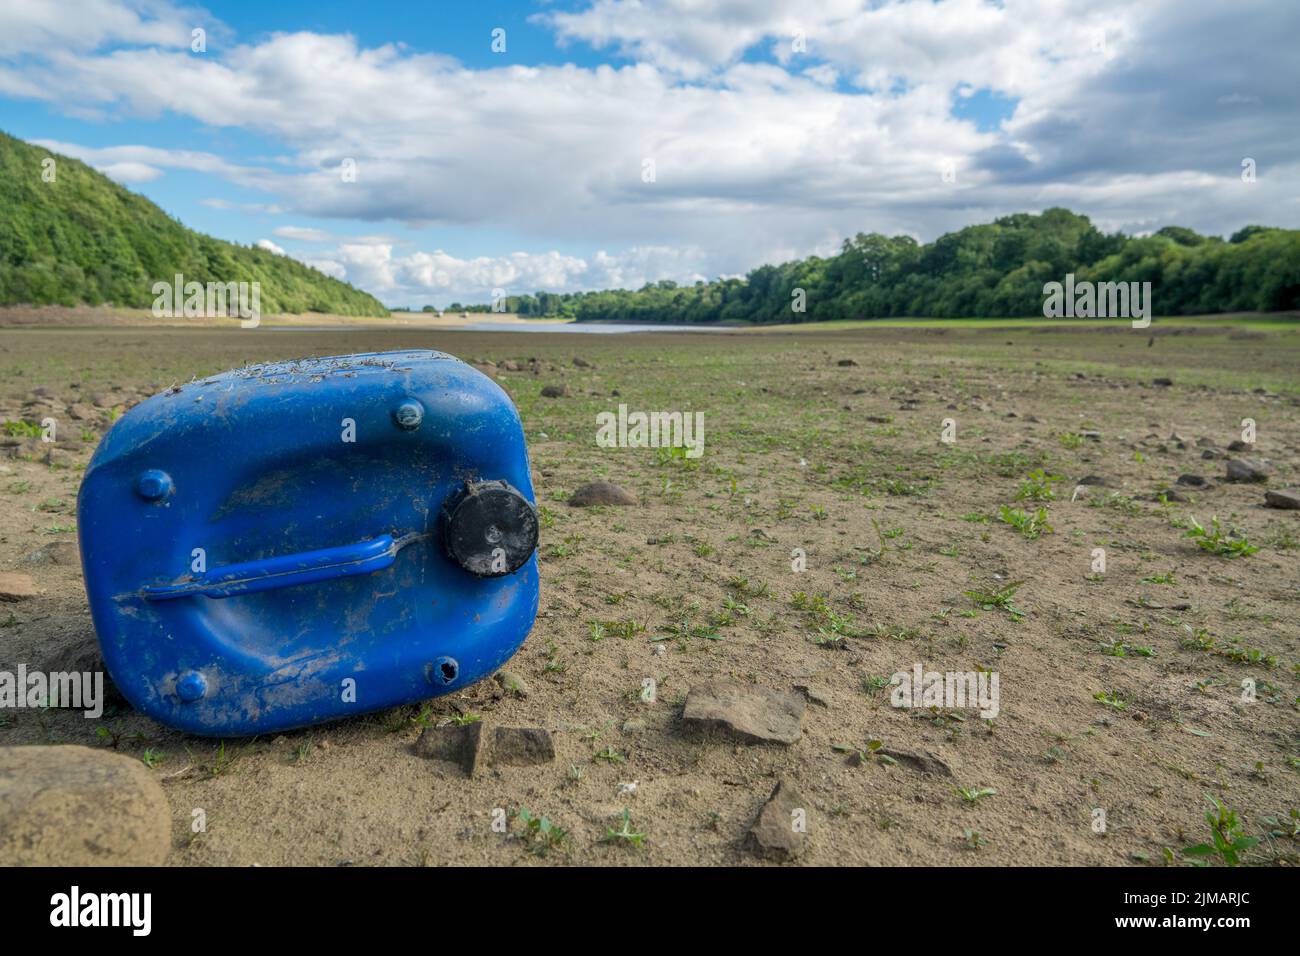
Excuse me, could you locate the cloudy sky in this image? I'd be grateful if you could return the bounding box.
[1,0,1296,306]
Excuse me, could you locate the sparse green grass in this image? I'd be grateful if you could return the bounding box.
[963,581,1026,620]
[1185,516,1260,558]
[1182,795,1258,867]
[998,505,1052,539]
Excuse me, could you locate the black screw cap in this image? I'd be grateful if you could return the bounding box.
[442,479,539,577]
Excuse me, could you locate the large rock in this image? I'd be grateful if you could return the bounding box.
[23,541,80,567]
[0,572,39,601]
[414,723,554,775]
[414,722,484,775]
[0,745,170,866]
[748,780,808,861]
[1225,457,1269,483]
[682,681,805,745]
[569,481,637,507]
[1264,488,1300,510]
[491,727,555,766]
[44,637,128,709]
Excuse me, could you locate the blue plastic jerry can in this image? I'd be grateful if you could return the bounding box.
[77,350,540,737]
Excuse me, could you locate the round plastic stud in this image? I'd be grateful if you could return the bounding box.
[441,479,539,577]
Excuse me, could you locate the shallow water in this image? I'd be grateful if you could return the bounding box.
[268,321,730,334]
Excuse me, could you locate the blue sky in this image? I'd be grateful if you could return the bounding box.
[1,0,1295,306]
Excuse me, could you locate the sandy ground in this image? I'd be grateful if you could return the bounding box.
[0,319,1297,866]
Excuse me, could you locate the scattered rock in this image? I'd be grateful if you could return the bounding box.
[1200,448,1224,460]
[0,572,39,602]
[491,727,555,766]
[67,403,97,421]
[494,669,530,698]
[0,745,170,866]
[1225,457,1269,483]
[1227,439,1250,452]
[793,684,829,707]
[414,722,484,775]
[1080,430,1101,441]
[836,358,858,367]
[540,384,569,398]
[44,637,128,708]
[1152,377,1173,387]
[682,681,805,745]
[415,723,554,774]
[1154,488,1188,502]
[1077,475,1108,486]
[90,392,116,409]
[1264,488,1300,510]
[569,481,637,507]
[22,541,80,567]
[747,780,808,861]
[572,357,592,368]
[877,748,953,776]
[1175,474,1212,488]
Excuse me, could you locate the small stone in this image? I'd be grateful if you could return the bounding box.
[837,358,858,367]
[1152,377,1173,387]
[682,681,805,745]
[1176,474,1212,488]
[67,403,97,421]
[494,669,530,698]
[569,481,637,507]
[22,541,80,567]
[877,748,953,776]
[573,357,592,368]
[1225,458,1269,483]
[414,722,484,775]
[748,780,808,861]
[44,637,127,708]
[1080,430,1101,441]
[1201,448,1224,460]
[1078,475,1108,486]
[0,572,39,602]
[1264,488,1300,510]
[540,384,569,398]
[0,745,170,866]
[1227,440,1250,452]
[793,684,829,707]
[491,727,555,766]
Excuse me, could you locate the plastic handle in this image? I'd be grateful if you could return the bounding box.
[142,534,399,601]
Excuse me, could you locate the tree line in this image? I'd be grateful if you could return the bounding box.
[432,208,1299,323]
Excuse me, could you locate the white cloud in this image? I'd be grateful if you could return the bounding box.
[272,225,332,242]
[292,243,712,306]
[0,0,215,57]
[4,0,1297,303]
[96,160,164,183]
[255,238,285,255]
